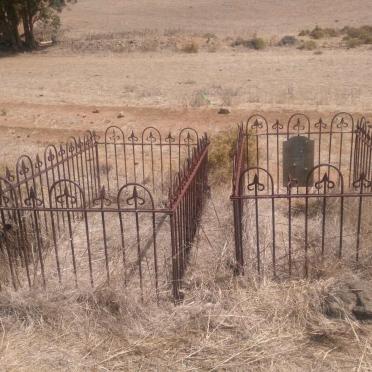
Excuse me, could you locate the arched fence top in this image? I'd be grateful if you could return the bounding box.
[141,126,162,144]
[117,183,155,210]
[287,113,311,138]
[16,154,35,182]
[238,167,275,195]
[49,179,86,209]
[178,127,199,145]
[330,112,354,132]
[305,164,344,194]
[104,125,125,144]
[242,112,356,138]
[99,127,200,147]
[245,114,268,135]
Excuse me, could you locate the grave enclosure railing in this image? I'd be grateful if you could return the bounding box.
[0,127,209,303]
[232,113,372,279]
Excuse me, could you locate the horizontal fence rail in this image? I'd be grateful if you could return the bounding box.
[0,127,209,303]
[231,113,372,279]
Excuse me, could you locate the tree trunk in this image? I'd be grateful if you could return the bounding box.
[0,1,22,50]
[21,0,37,49]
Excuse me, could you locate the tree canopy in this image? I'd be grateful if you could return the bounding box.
[0,0,67,50]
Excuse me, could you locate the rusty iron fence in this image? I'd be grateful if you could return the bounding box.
[0,127,209,302]
[231,113,372,279]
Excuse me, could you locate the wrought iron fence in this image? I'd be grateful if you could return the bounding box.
[0,127,209,303]
[231,113,372,279]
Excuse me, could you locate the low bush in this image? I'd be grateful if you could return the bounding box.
[231,37,266,50]
[278,35,298,46]
[298,40,317,50]
[181,41,199,53]
[208,128,255,184]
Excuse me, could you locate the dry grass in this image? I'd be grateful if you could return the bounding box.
[0,190,372,370]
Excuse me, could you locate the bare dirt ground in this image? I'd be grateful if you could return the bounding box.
[1,1,372,370]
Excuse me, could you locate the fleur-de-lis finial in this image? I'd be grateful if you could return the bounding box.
[353,173,372,190]
[24,186,43,207]
[128,130,138,143]
[48,149,55,162]
[165,132,175,143]
[5,167,14,182]
[126,186,145,207]
[315,173,335,191]
[272,119,283,131]
[55,185,78,206]
[147,131,156,143]
[248,174,265,192]
[315,118,327,130]
[93,186,111,207]
[35,154,43,169]
[19,159,30,176]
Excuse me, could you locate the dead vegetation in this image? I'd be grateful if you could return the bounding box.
[1,190,372,370]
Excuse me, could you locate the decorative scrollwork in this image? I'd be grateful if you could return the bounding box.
[179,128,198,145]
[143,127,161,144]
[251,119,263,130]
[336,117,348,129]
[58,145,66,157]
[18,159,31,176]
[331,112,353,132]
[117,183,154,209]
[246,115,268,135]
[24,187,43,207]
[0,192,10,206]
[47,148,56,162]
[77,138,84,151]
[128,131,138,143]
[55,186,78,206]
[34,155,43,170]
[110,130,120,142]
[314,118,327,130]
[272,119,283,131]
[105,126,123,144]
[314,173,335,191]
[67,137,77,154]
[165,132,175,143]
[287,113,310,136]
[5,167,14,182]
[353,173,372,190]
[126,186,145,206]
[93,186,112,207]
[248,174,265,192]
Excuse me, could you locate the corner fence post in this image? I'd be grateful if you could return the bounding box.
[170,211,181,302]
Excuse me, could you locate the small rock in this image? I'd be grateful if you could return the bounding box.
[92,109,100,114]
[218,108,230,115]
[117,112,125,118]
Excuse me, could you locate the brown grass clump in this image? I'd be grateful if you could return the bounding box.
[298,40,317,50]
[232,36,267,50]
[180,40,199,53]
